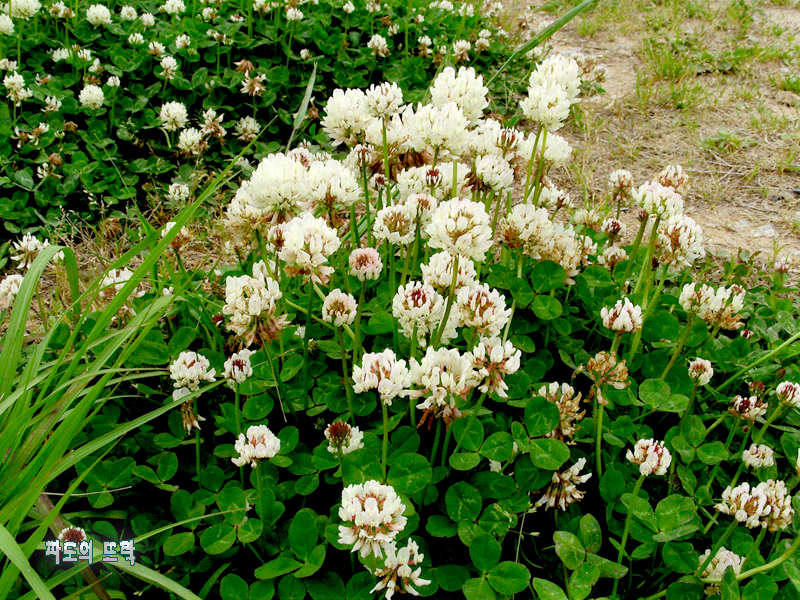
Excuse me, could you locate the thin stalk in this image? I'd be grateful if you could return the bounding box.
[235,383,244,485]
[350,204,360,248]
[409,324,419,427]
[381,400,390,481]
[502,252,524,343]
[732,533,800,582]
[353,282,366,365]
[301,283,314,411]
[661,316,694,380]
[632,216,660,296]
[522,126,542,200]
[382,121,391,191]
[338,329,355,423]
[440,425,452,468]
[718,328,800,392]
[263,342,294,421]
[432,253,459,348]
[740,528,767,570]
[195,427,202,477]
[611,474,646,599]
[597,333,622,477]
[528,128,549,206]
[430,418,442,463]
[620,219,648,286]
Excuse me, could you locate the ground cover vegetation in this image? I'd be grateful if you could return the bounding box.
[2,1,800,600]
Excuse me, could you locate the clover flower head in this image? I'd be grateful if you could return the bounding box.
[421,251,476,296]
[338,480,407,558]
[325,421,364,455]
[425,198,493,261]
[79,84,105,109]
[626,439,671,476]
[159,101,188,131]
[363,81,404,119]
[353,349,412,405]
[86,4,111,26]
[429,66,488,123]
[729,395,767,421]
[456,283,512,338]
[634,181,684,220]
[742,444,774,469]
[776,380,800,407]
[599,246,627,271]
[688,357,713,386]
[601,297,642,333]
[535,458,592,511]
[392,281,452,348]
[716,480,793,531]
[535,382,585,441]
[371,539,431,599]
[699,547,743,594]
[279,213,341,285]
[349,248,383,281]
[0,274,24,309]
[322,288,358,327]
[58,526,88,544]
[656,164,690,196]
[466,336,520,398]
[223,349,256,385]
[412,346,475,414]
[169,351,216,391]
[232,424,281,467]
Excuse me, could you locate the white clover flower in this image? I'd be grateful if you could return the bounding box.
[175,34,191,49]
[429,66,488,123]
[343,0,354,12]
[536,457,592,511]
[302,159,362,212]
[86,4,111,26]
[368,34,390,57]
[402,192,438,227]
[742,444,774,469]
[279,213,341,285]
[349,248,383,281]
[372,539,431,598]
[128,32,145,44]
[223,264,287,346]
[177,127,206,155]
[392,280,454,347]
[363,81,404,119]
[232,152,307,225]
[338,481,407,558]
[0,273,24,309]
[223,349,256,384]
[11,233,47,268]
[374,204,415,245]
[405,101,471,158]
[169,351,217,391]
[0,13,15,33]
[106,75,121,88]
[634,181,684,220]
[159,101,188,131]
[466,336,520,398]
[4,71,31,105]
[167,182,190,203]
[141,11,155,25]
[160,0,185,14]
[609,169,634,199]
[235,116,260,141]
[456,283,512,338]
[322,289,357,327]
[9,0,41,19]
[517,130,573,168]
[473,154,513,192]
[58,526,88,544]
[601,297,643,333]
[598,246,627,270]
[452,39,470,62]
[421,250,476,295]
[626,439,671,477]
[729,395,767,421]
[688,357,713,386]
[692,284,746,330]
[353,349,412,405]
[651,213,705,268]
[159,55,179,79]
[497,204,555,256]
[325,421,364,455]
[425,198,492,261]
[161,221,190,249]
[300,48,311,60]
[656,164,690,196]
[716,480,793,531]
[321,88,369,146]
[601,218,626,239]
[412,346,475,412]
[148,41,165,56]
[699,547,743,591]
[776,381,800,407]
[232,425,281,467]
[520,81,572,131]
[119,5,136,19]
[286,6,302,20]
[530,54,582,102]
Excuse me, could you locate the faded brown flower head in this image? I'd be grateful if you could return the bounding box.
[58,526,87,544]
[577,351,630,406]
[234,59,254,73]
[536,382,585,443]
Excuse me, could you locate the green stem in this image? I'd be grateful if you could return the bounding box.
[353,282,366,365]
[432,253,459,348]
[611,474,646,599]
[235,384,243,485]
[381,400,390,481]
[660,316,694,380]
[522,126,542,201]
[195,427,202,477]
[430,418,442,463]
[301,283,314,411]
[632,216,660,296]
[338,329,355,423]
[263,341,295,421]
[382,120,391,190]
[502,252,524,343]
[718,328,800,392]
[740,528,767,571]
[731,533,800,582]
[440,424,452,468]
[620,219,648,287]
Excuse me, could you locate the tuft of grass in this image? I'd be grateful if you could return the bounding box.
[701,129,756,153]
[778,74,800,93]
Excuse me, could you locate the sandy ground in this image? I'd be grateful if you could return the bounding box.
[510,0,800,265]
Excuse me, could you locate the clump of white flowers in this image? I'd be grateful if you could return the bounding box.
[699,547,743,594]
[466,337,520,398]
[232,425,281,467]
[169,351,217,432]
[425,198,493,261]
[0,274,24,309]
[371,539,431,598]
[279,213,341,285]
[349,248,383,281]
[222,262,288,346]
[715,479,793,531]
[626,439,672,477]
[86,4,111,26]
[79,84,105,109]
[776,380,800,407]
[535,458,592,511]
[338,480,407,558]
[159,101,188,131]
[688,357,713,386]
